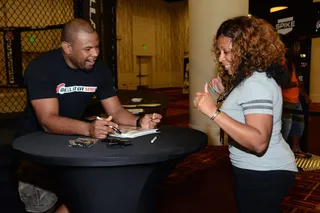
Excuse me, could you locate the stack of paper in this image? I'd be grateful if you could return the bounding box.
[109,126,159,138]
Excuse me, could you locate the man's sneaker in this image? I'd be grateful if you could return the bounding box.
[294,151,312,159]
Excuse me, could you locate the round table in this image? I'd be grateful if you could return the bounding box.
[13,125,207,213]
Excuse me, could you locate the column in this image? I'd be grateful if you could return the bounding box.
[188,0,249,145]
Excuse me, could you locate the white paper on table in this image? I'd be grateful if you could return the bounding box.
[109,126,159,138]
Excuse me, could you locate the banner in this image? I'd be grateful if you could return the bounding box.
[4,30,23,86]
[82,0,101,37]
[78,0,118,89]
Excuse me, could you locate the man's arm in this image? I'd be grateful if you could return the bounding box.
[294,66,311,104]
[31,98,111,138]
[298,79,312,104]
[101,96,138,126]
[101,96,162,129]
[31,98,91,135]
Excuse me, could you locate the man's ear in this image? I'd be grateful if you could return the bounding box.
[61,41,72,55]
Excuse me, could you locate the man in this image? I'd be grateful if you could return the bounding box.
[16,18,162,213]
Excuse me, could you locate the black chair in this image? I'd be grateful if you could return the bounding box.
[0,144,25,213]
[0,115,26,213]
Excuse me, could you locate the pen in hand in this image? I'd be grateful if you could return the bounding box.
[96,116,122,134]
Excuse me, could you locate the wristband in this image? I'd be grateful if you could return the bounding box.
[136,115,143,127]
[210,109,221,121]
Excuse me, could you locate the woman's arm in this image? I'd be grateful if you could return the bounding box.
[214,112,272,155]
[194,81,274,156]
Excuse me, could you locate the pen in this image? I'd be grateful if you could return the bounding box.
[96,116,122,134]
[207,82,216,93]
[210,86,216,93]
[150,136,157,143]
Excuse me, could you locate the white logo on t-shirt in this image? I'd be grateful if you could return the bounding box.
[56,83,97,94]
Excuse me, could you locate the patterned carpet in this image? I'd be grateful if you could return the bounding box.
[309,103,320,112]
[153,88,189,128]
[296,154,320,171]
[156,88,320,213]
[165,145,229,185]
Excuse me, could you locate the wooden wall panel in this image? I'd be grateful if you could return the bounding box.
[116,0,188,89]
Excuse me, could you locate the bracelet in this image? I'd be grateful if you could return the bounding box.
[136,115,143,127]
[210,109,221,121]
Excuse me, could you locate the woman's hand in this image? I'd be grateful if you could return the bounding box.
[194,83,218,118]
[208,76,225,95]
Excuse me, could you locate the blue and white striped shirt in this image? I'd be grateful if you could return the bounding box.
[221,72,297,172]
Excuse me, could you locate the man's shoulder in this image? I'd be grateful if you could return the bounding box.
[29,48,62,67]
[93,60,108,70]
[92,60,112,75]
[25,48,62,78]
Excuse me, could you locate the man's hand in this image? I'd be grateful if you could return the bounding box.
[89,116,119,139]
[140,113,162,129]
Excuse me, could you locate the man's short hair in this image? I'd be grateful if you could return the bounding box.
[61,18,96,43]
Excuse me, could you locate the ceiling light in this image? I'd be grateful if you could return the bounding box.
[270,6,288,13]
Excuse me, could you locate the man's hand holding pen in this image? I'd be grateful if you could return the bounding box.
[140,113,162,129]
[89,113,162,139]
[89,116,120,139]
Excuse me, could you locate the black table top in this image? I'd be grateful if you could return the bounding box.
[12,126,207,167]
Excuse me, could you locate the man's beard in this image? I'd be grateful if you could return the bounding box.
[69,57,93,71]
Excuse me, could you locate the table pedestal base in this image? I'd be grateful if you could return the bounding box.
[56,160,179,213]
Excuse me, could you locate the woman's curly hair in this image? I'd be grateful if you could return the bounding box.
[212,16,291,92]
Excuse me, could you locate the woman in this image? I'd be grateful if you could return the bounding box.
[194,16,297,213]
[282,43,312,158]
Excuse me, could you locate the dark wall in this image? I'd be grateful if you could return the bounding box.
[102,0,117,89]
[249,0,316,45]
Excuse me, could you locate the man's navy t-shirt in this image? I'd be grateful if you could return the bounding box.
[16,48,116,137]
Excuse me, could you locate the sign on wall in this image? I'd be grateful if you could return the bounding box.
[4,31,23,86]
[276,16,295,35]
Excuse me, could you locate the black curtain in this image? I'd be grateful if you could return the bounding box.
[73,0,117,90]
